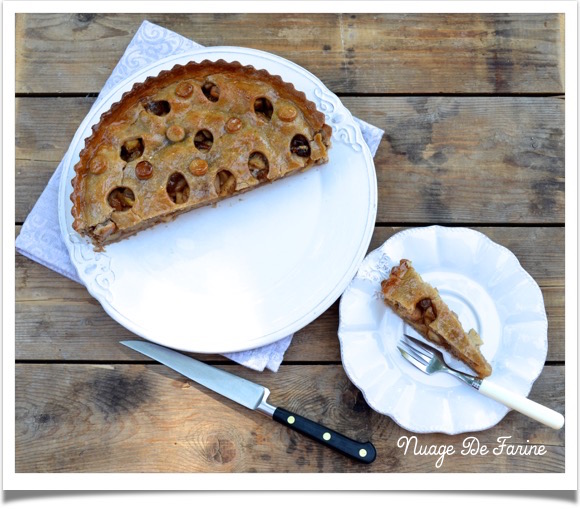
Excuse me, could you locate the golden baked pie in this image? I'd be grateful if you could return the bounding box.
[71,60,332,248]
[382,259,492,378]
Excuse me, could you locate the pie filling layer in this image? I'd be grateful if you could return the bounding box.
[71,60,332,248]
[381,259,492,378]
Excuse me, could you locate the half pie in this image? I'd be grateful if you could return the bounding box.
[71,60,332,248]
[381,259,492,378]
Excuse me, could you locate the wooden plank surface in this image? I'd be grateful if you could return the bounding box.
[16,225,565,362]
[13,12,566,476]
[15,13,564,95]
[15,363,564,473]
[16,95,565,224]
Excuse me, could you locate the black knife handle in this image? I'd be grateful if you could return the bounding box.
[273,407,376,464]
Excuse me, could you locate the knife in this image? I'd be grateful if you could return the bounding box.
[121,340,376,464]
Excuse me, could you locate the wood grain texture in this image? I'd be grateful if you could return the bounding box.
[15,225,564,362]
[15,13,564,95]
[16,95,564,224]
[15,363,564,473]
[13,11,567,476]
[344,96,565,224]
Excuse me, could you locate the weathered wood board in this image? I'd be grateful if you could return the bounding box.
[16,96,564,224]
[15,363,564,473]
[15,13,564,95]
[15,225,564,362]
[13,12,566,476]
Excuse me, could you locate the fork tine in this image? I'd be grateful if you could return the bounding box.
[403,334,438,356]
[397,347,430,373]
[401,341,432,363]
[398,344,429,367]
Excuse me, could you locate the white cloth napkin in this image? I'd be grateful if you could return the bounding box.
[15,20,384,372]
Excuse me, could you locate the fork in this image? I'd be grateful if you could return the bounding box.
[398,334,564,430]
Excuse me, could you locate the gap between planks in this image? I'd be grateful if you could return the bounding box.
[14,359,565,366]
[14,92,566,99]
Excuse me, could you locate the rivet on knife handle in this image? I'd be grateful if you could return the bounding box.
[273,407,376,464]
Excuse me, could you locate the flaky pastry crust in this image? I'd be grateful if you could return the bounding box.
[71,60,332,248]
[382,259,492,378]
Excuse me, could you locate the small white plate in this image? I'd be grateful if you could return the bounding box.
[58,47,377,354]
[338,226,548,434]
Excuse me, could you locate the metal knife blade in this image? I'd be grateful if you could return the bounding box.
[121,340,376,464]
[121,339,273,414]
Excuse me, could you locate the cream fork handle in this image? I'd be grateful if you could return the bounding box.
[478,379,564,430]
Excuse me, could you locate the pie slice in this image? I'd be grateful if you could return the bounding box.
[71,60,332,249]
[381,259,492,378]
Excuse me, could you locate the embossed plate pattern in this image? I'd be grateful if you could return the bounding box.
[58,47,377,353]
[338,226,548,434]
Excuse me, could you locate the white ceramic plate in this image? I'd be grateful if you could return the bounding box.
[338,226,548,434]
[58,47,377,353]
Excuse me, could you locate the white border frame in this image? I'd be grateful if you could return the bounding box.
[3,0,577,496]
